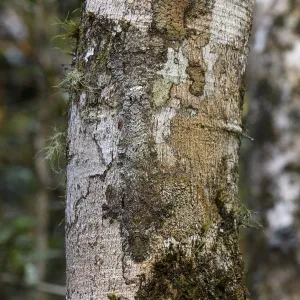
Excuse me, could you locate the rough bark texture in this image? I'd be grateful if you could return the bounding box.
[246,0,300,299]
[66,0,254,299]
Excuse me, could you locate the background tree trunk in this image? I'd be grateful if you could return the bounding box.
[66,0,253,299]
[245,0,300,299]
[33,108,51,300]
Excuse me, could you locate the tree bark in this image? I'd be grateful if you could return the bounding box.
[246,0,300,299]
[66,0,254,299]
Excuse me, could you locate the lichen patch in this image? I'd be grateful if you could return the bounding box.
[157,47,189,84]
[152,77,173,107]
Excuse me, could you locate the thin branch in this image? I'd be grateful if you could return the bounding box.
[0,273,65,297]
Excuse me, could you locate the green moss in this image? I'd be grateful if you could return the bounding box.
[39,126,65,174]
[201,220,212,233]
[87,11,96,22]
[53,13,81,42]
[236,202,263,230]
[214,187,262,231]
[57,69,91,92]
[97,45,110,66]
[107,294,121,300]
[136,244,248,299]
[129,0,136,9]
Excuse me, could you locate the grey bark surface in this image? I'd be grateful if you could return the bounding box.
[246,0,300,299]
[66,0,254,299]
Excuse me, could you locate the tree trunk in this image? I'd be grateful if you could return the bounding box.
[66,0,254,299]
[245,0,300,299]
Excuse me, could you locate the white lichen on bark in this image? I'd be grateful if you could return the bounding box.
[156,47,189,84]
[85,0,153,29]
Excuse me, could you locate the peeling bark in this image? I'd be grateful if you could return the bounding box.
[246,0,300,299]
[66,0,254,299]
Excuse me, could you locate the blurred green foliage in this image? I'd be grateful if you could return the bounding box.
[0,216,35,276]
[0,0,79,298]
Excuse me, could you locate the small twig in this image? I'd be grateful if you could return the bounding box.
[219,122,254,141]
[129,0,136,9]
[186,119,254,141]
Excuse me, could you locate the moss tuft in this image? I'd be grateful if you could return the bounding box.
[137,244,248,300]
[107,294,121,300]
[129,0,136,9]
[52,12,81,42]
[35,126,65,174]
[97,45,110,66]
[57,69,91,92]
[87,11,96,22]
